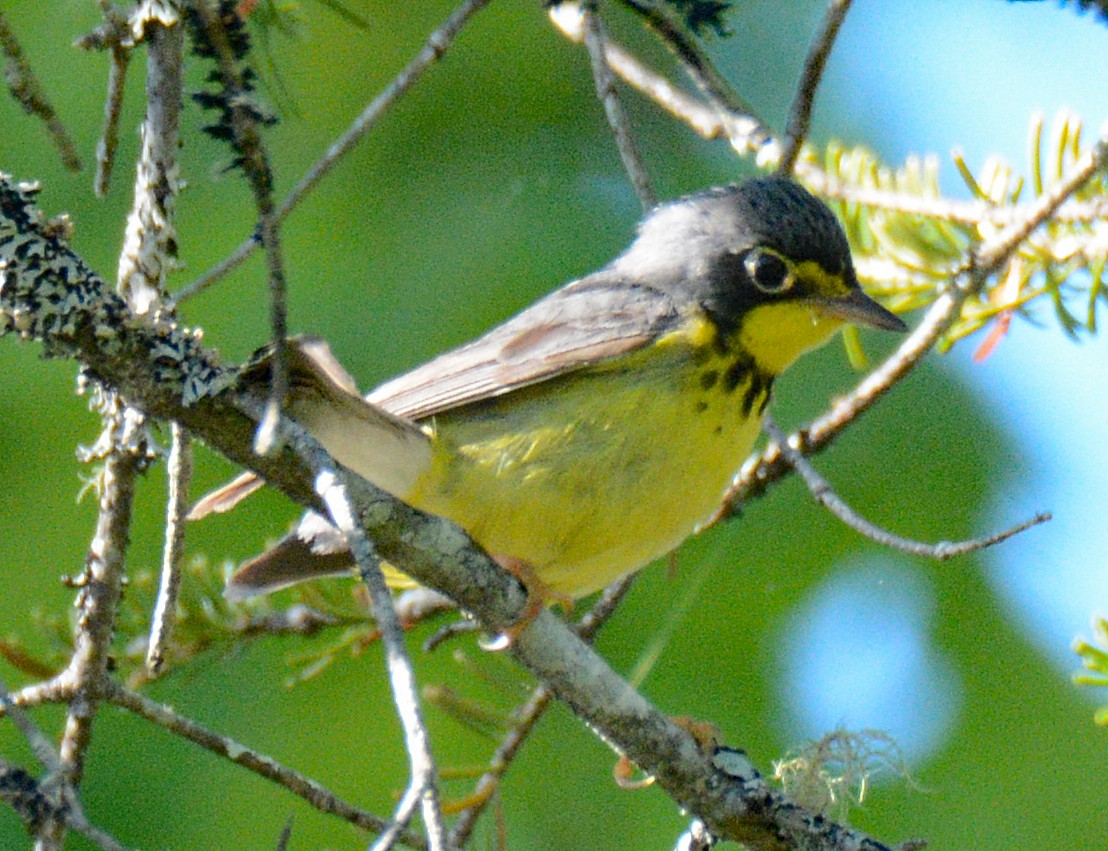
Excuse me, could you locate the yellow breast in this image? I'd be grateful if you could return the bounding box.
[400,314,774,598]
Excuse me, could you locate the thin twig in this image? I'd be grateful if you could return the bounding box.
[582,5,656,209]
[553,6,779,168]
[1,679,132,851]
[717,134,1108,519]
[613,0,775,155]
[777,0,854,176]
[37,406,142,851]
[762,415,1051,558]
[0,678,64,775]
[101,681,427,847]
[275,817,294,851]
[0,757,133,851]
[146,422,192,674]
[369,783,425,851]
[447,575,637,847]
[317,470,448,851]
[0,12,82,171]
[597,37,726,137]
[615,0,750,116]
[176,0,494,303]
[94,40,131,197]
[76,3,134,196]
[189,0,289,457]
[448,686,554,847]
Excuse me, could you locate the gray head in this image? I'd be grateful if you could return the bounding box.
[612,176,904,335]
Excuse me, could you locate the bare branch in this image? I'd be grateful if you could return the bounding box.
[617,2,750,118]
[146,423,192,674]
[762,415,1051,559]
[116,7,183,311]
[102,681,426,846]
[317,470,448,851]
[1,679,133,851]
[0,756,133,851]
[370,783,426,851]
[176,0,494,302]
[93,45,130,198]
[580,4,657,209]
[76,5,134,196]
[447,575,637,847]
[37,401,143,851]
[777,0,855,176]
[0,678,63,776]
[0,13,81,172]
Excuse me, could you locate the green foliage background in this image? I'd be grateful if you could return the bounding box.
[0,1,1105,848]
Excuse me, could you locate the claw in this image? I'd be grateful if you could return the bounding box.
[481,556,574,650]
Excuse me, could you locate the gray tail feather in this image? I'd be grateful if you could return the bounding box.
[224,534,354,600]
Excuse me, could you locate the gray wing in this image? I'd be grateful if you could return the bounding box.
[369,273,682,421]
[189,273,683,521]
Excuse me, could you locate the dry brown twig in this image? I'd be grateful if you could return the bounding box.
[0,12,81,172]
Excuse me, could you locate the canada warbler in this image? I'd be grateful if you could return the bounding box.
[192,176,906,600]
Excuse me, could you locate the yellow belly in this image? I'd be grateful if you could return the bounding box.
[402,341,768,598]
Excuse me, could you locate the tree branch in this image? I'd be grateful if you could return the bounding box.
[317,470,448,850]
[101,681,425,847]
[761,414,1050,557]
[0,13,81,172]
[777,0,854,176]
[581,4,657,209]
[177,0,493,302]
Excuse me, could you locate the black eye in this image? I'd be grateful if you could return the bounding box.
[744,249,795,294]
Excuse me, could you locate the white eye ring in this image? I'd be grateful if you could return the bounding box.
[744,248,796,294]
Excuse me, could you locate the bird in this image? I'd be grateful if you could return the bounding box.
[190,176,906,606]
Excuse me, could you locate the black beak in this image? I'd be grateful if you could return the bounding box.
[806,287,907,332]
